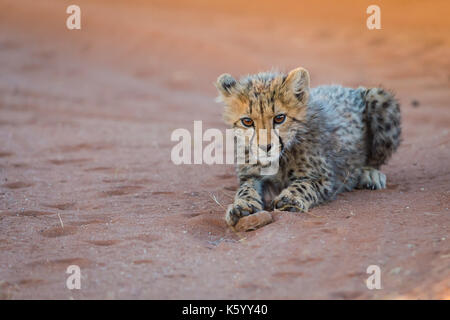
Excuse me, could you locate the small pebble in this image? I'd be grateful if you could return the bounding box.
[234,211,273,232]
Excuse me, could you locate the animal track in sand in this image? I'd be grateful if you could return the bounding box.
[2,181,34,189]
[40,225,78,238]
[282,256,323,266]
[100,185,144,197]
[48,158,91,165]
[7,210,55,217]
[0,151,13,158]
[68,219,109,227]
[86,239,121,246]
[55,142,113,153]
[84,166,115,172]
[271,271,304,280]
[27,257,93,270]
[43,202,76,210]
[15,278,45,287]
[127,234,161,243]
[330,290,364,299]
[151,191,175,195]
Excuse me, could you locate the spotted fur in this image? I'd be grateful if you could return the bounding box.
[215,67,401,226]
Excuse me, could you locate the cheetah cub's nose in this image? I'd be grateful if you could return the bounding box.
[259,144,272,153]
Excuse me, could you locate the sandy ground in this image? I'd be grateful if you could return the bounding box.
[0,0,449,299]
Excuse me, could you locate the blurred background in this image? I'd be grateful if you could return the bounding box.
[0,0,449,299]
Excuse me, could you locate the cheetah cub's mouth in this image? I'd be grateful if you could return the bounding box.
[257,156,277,167]
[250,138,283,167]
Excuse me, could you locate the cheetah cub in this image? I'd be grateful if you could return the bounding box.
[215,67,401,226]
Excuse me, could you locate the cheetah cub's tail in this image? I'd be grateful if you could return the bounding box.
[363,88,402,168]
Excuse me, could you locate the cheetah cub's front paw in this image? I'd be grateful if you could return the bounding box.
[272,191,307,213]
[358,167,387,190]
[225,198,263,226]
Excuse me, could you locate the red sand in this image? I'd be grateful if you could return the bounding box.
[0,0,449,299]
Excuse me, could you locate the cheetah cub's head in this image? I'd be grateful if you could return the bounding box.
[215,67,310,167]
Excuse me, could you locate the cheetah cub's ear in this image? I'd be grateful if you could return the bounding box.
[282,67,310,105]
[215,74,240,100]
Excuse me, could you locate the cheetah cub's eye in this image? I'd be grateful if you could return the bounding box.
[241,117,254,127]
[273,114,286,125]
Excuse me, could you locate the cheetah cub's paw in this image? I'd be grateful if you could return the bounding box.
[225,198,263,226]
[272,191,307,213]
[358,167,387,190]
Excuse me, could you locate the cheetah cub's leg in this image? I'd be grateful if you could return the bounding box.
[357,167,386,190]
[273,177,332,213]
[225,178,264,226]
